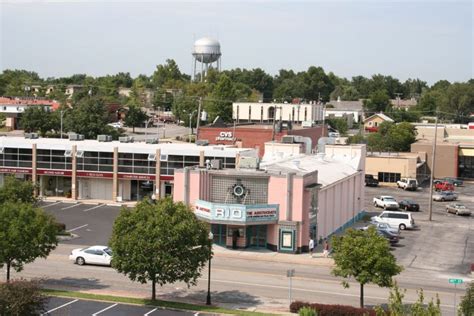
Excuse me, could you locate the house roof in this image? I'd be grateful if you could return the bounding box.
[325,100,363,111]
[363,113,394,123]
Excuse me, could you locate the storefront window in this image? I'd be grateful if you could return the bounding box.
[42,176,72,197]
[377,172,401,183]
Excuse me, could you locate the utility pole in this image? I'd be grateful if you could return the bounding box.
[196,97,202,139]
[428,114,439,221]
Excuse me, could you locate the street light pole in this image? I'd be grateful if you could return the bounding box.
[428,114,439,221]
[206,231,213,305]
[60,109,68,139]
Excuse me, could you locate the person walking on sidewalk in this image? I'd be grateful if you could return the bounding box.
[323,239,330,258]
[309,237,315,258]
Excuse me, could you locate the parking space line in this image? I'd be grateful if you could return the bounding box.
[66,224,88,232]
[144,308,158,315]
[92,303,118,315]
[61,203,80,210]
[41,299,78,315]
[41,202,62,208]
[83,204,105,212]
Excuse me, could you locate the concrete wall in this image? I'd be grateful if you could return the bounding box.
[366,155,418,179]
[411,142,459,178]
[233,102,324,123]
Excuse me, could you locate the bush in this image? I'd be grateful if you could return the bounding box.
[53,222,66,233]
[0,279,47,315]
[290,301,376,316]
[299,306,317,316]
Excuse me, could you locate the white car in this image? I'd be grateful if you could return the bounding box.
[69,246,112,266]
[373,195,399,209]
[108,122,123,129]
[371,211,415,230]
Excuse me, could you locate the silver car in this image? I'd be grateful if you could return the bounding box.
[446,203,472,216]
[433,191,457,202]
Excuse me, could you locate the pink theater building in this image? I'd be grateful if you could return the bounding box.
[174,142,366,253]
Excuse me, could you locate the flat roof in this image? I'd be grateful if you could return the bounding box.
[0,137,257,157]
[202,124,321,131]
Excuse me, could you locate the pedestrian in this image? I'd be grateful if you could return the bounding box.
[323,239,330,258]
[309,237,314,258]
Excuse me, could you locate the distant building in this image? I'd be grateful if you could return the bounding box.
[0,97,59,130]
[363,113,394,132]
[391,97,417,110]
[324,99,364,123]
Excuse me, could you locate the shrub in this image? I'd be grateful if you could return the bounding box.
[299,306,317,316]
[53,222,66,233]
[290,301,376,316]
[0,279,47,315]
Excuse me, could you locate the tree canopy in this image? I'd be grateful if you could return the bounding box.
[331,227,403,308]
[0,175,38,205]
[109,198,212,300]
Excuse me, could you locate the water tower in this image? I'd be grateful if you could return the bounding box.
[192,37,221,81]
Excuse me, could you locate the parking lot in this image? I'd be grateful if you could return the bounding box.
[364,183,474,275]
[43,297,206,316]
[40,202,122,246]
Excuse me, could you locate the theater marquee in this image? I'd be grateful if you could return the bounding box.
[194,200,279,224]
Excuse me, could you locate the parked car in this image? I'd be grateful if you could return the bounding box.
[373,196,399,210]
[371,211,415,230]
[377,229,400,245]
[433,191,458,202]
[362,222,400,235]
[107,122,123,129]
[365,174,379,187]
[446,203,472,216]
[69,245,112,266]
[396,178,418,191]
[437,178,463,187]
[328,131,340,138]
[398,199,420,212]
[434,181,454,192]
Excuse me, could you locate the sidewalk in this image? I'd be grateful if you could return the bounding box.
[212,244,334,267]
[41,196,137,207]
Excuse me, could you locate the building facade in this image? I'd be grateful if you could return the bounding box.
[365,152,428,184]
[0,137,256,202]
[0,97,59,130]
[174,144,366,253]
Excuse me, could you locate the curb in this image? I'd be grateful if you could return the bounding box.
[213,251,334,267]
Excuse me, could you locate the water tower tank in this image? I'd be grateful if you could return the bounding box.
[193,37,221,63]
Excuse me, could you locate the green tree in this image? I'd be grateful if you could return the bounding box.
[0,175,38,205]
[331,227,402,308]
[363,90,391,114]
[327,118,348,135]
[125,105,148,133]
[0,202,58,281]
[172,95,198,131]
[0,279,47,315]
[21,106,53,136]
[152,59,189,88]
[206,74,236,122]
[459,281,474,316]
[64,97,110,139]
[387,122,417,151]
[438,83,474,123]
[109,198,212,300]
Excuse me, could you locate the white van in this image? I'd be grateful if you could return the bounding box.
[371,211,415,230]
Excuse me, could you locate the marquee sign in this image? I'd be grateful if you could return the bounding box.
[194,200,279,224]
[0,167,32,174]
[215,131,234,141]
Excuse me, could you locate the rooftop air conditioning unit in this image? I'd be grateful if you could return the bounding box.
[210,159,222,169]
[145,138,158,144]
[119,136,134,143]
[24,133,39,139]
[281,135,295,144]
[69,134,84,141]
[195,140,209,146]
[238,156,259,169]
[97,135,112,142]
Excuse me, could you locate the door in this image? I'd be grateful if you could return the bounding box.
[211,224,226,246]
[247,225,267,248]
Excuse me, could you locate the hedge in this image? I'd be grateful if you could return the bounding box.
[290,301,376,316]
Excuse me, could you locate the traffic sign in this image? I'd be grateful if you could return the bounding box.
[449,278,463,284]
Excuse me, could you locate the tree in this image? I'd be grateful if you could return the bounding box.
[125,105,148,133]
[64,97,110,139]
[0,175,38,205]
[367,122,416,152]
[459,281,474,316]
[331,227,402,308]
[21,106,53,136]
[109,198,212,300]
[438,83,474,123]
[0,202,58,282]
[363,90,391,114]
[151,59,189,88]
[327,118,348,135]
[206,74,236,122]
[0,279,47,315]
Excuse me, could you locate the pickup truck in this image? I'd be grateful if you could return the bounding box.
[396,178,418,191]
[365,175,379,187]
[373,196,399,210]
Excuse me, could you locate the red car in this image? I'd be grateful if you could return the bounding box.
[434,181,454,191]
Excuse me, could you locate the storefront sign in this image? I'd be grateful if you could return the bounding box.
[77,171,113,178]
[0,167,32,174]
[215,131,234,141]
[118,174,155,181]
[194,200,279,223]
[37,169,72,176]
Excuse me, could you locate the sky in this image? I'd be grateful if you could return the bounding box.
[1,0,473,84]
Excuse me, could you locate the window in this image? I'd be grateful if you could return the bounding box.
[76,151,84,158]
[64,150,72,157]
[148,154,156,161]
[377,172,401,183]
[160,154,168,162]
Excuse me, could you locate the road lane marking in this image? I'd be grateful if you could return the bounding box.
[92,303,118,315]
[61,203,80,210]
[41,202,62,208]
[66,224,88,232]
[144,308,158,315]
[41,299,78,315]
[83,204,104,212]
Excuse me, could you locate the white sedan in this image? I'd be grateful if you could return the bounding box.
[69,246,112,266]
